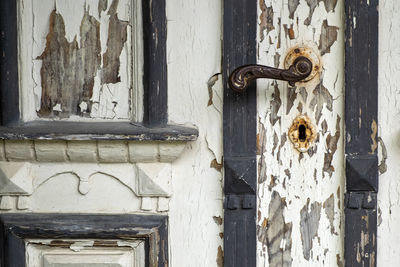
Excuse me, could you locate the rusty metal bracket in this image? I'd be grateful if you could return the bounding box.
[228,56,312,92]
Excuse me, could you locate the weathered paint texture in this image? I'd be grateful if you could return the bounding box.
[19,0,132,121]
[300,199,322,260]
[257,0,344,265]
[258,191,292,266]
[101,0,128,85]
[378,1,400,266]
[38,9,101,118]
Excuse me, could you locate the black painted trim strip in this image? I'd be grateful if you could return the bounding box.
[0,213,168,267]
[0,0,20,125]
[223,0,257,266]
[345,0,378,266]
[142,0,168,126]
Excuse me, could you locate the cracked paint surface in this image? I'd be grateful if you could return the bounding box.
[257,0,344,265]
[378,1,400,266]
[19,0,132,121]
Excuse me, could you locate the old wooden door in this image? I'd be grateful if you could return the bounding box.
[223,0,379,266]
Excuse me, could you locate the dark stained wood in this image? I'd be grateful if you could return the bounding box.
[0,121,198,141]
[0,213,168,267]
[142,0,168,126]
[0,0,20,125]
[345,0,378,266]
[223,0,257,266]
[37,9,102,118]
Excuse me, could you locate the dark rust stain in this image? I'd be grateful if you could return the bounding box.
[219,232,224,239]
[283,24,295,40]
[336,186,341,209]
[336,254,344,267]
[259,1,275,42]
[213,216,223,225]
[323,193,335,234]
[102,0,129,84]
[300,198,322,260]
[323,115,341,177]
[216,246,224,267]
[288,0,300,19]
[210,159,223,172]
[319,20,339,56]
[286,86,297,115]
[49,240,74,247]
[93,240,119,247]
[270,83,282,126]
[37,8,101,118]
[309,81,333,124]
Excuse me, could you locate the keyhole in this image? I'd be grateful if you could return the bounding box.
[298,124,306,141]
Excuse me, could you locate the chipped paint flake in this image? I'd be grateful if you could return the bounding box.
[323,193,335,234]
[265,191,292,266]
[288,0,300,19]
[300,199,322,260]
[319,20,339,56]
[259,2,274,42]
[323,115,341,177]
[309,81,333,124]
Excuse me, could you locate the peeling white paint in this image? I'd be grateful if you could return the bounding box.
[378,1,400,266]
[257,0,345,266]
[18,0,137,122]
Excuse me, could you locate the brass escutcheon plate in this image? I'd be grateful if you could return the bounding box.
[288,115,317,152]
[284,46,321,83]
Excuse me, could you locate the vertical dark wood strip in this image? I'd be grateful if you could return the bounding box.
[142,0,168,126]
[345,0,378,266]
[0,0,20,125]
[223,0,257,265]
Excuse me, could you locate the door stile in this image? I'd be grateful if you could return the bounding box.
[344,1,379,266]
[223,0,258,266]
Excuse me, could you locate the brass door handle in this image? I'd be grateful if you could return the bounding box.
[228,56,313,93]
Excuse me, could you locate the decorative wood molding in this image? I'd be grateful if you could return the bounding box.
[0,213,169,267]
[0,139,188,163]
[0,162,172,212]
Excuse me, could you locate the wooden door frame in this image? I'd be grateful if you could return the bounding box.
[222,1,379,266]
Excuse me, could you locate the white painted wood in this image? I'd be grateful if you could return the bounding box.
[377,1,400,267]
[26,239,145,267]
[18,0,142,121]
[256,0,345,266]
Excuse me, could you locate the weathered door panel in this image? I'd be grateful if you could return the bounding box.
[256,1,345,266]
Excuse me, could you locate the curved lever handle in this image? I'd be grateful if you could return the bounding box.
[228,56,313,93]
